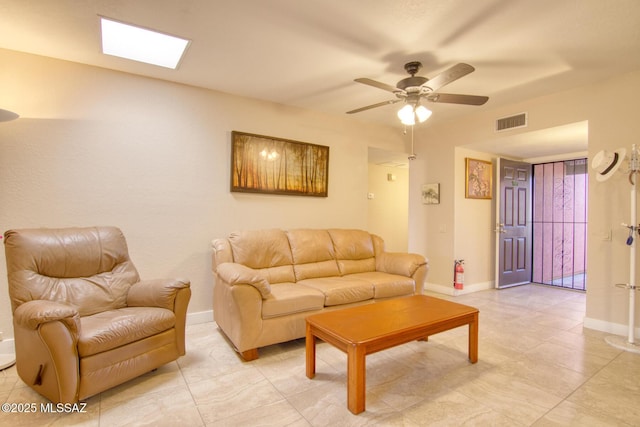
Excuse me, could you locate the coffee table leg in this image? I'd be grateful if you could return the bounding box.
[347,344,366,414]
[306,323,316,379]
[469,312,479,363]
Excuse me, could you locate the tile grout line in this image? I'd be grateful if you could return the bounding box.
[531,346,625,425]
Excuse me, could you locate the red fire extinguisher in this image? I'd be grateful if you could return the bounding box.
[454,260,464,290]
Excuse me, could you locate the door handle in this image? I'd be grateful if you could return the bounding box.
[494,223,506,233]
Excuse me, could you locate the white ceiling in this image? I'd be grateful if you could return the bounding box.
[2,0,639,158]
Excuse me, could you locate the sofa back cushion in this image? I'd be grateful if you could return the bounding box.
[287,229,339,280]
[328,229,376,275]
[228,229,295,283]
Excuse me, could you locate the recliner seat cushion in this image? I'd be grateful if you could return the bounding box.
[78,307,175,357]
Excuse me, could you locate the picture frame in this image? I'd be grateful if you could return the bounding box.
[465,158,492,199]
[422,183,440,204]
[231,131,329,197]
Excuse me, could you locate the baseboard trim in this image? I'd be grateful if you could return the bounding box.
[0,338,14,354]
[584,316,640,337]
[424,281,494,296]
[186,310,214,325]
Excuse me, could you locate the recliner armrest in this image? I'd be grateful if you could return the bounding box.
[127,278,190,310]
[13,300,80,336]
[376,252,427,277]
[215,262,271,298]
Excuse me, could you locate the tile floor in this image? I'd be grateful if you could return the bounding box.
[1,284,639,426]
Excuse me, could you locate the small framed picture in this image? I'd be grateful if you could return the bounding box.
[422,183,440,204]
[465,158,492,199]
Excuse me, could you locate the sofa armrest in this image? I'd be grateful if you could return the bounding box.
[13,300,80,335]
[376,252,427,277]
[127,278,191,311]
[216,262,271,298]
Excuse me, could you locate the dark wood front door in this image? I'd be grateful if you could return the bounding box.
[497,158,532,288]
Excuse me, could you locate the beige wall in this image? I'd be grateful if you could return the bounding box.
[409,139,455,291]
[0,49,408,339]
[414,145,494,294]
[410,69,640,335]
[454,147,495,290]
[583,70,640,336]
[367,163,408,252]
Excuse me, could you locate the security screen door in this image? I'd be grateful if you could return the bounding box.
[532,159,588,290]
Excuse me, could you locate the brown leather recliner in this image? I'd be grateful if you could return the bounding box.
[3,226,191,403]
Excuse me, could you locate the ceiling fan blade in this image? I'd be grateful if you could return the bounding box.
[424,63,475,92]
[354,78,400,93]
[347,99,401,114]
[426,93,489,105]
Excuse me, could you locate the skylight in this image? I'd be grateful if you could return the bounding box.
[100,17,190,69]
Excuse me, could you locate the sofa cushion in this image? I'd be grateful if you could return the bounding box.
[228,229,295,283]
[327,229,377,275]
[345,272,415,298]
[262,283,325,319]
[287,229,340,280]
[78,307,175,357]
[258,265,297,285]
[338,258,376,275]
[297,277,374,306]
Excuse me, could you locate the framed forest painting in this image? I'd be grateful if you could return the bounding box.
[231,131,329,197]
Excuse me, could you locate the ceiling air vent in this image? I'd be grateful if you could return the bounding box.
[495,113,527,132]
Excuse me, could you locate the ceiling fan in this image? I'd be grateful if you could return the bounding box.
[347,61,489,124]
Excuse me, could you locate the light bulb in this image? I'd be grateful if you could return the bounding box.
[397,104,415,125]
[415,105,432,123]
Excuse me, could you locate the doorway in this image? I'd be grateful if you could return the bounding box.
[532,159,588,290]
[367,147,410,252]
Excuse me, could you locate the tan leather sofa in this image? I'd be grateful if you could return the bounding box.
[3,226,191,403]
[211,228,428,360]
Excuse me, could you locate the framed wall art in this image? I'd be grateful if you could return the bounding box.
[231,131,329,197]
[422,183,440,204]
[465,158,492,199]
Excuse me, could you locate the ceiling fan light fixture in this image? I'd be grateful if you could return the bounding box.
[349,62,488,123]
[397,103,431,125]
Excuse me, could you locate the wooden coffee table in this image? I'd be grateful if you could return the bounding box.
[305,295,479,414]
